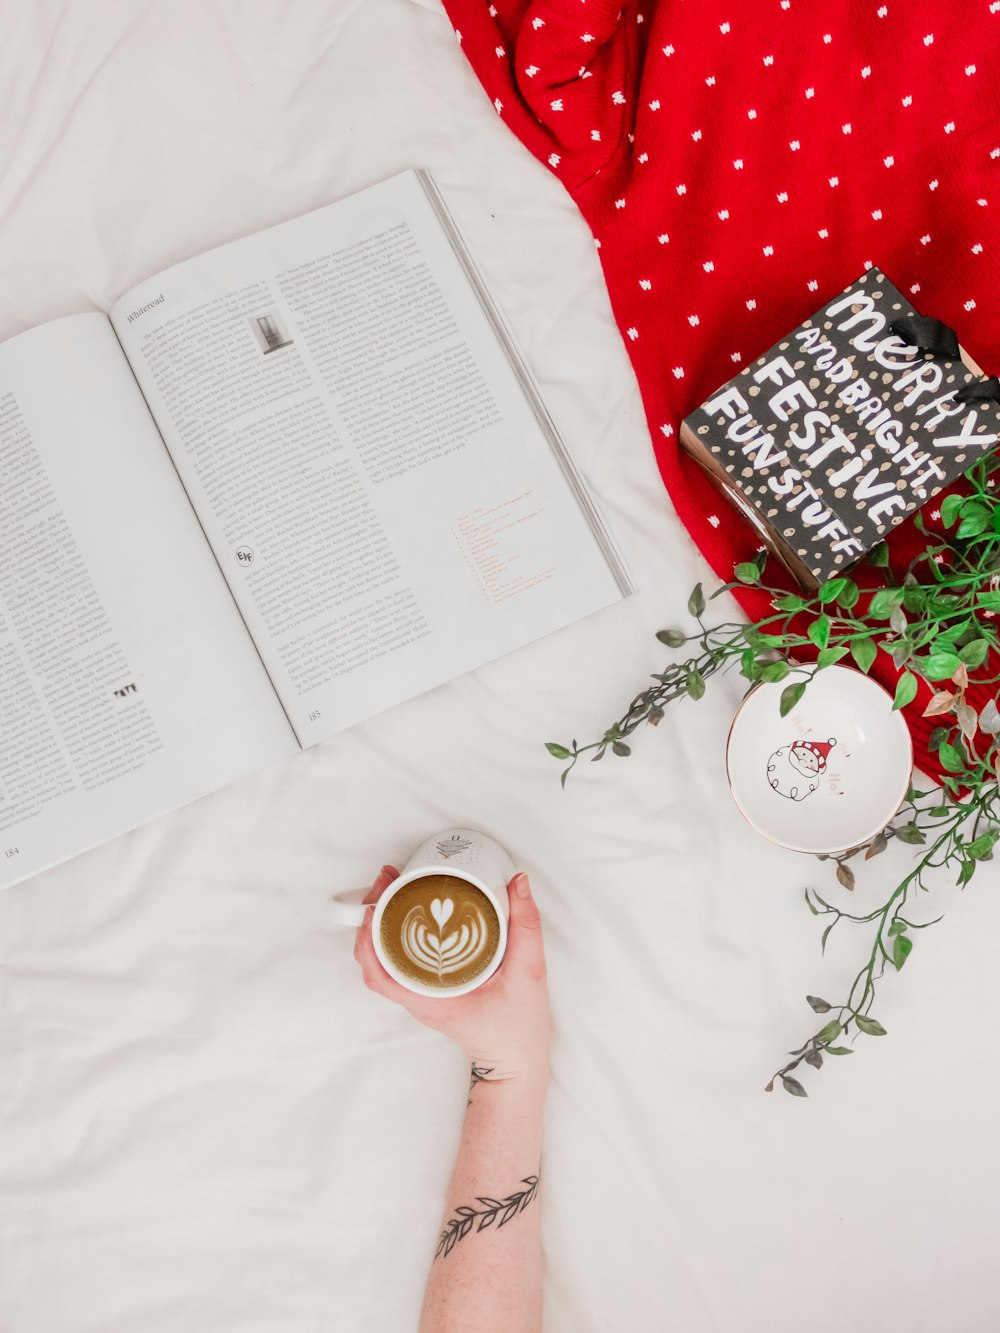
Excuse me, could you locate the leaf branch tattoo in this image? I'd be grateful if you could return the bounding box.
[435,1175,539,1260]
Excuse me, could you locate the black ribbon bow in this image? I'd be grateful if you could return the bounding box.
[890,314,1000,406]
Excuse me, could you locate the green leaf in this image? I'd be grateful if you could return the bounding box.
[865,831,888,859]
[688,583,706,618]
[837,579,860,610]
[941,493,965,528]
[895,822,927,845]
[869,587,905,619]
[611,740,631,757]
[820,919,837,955]
[807,615,831,650]
[959,638,989,670]
[818,578,848,604]
[938,742,966,774]
[546,742,572,760]
[892,934,913,970]
[761,659,791,683]
[893,672,918,711]
[817,646,849,668]
[854,1014,887,1036]
[806,995,831,1012]
[929,725,950,752]
[816,1020,843,1044]
[924,651,962,681]
[656,628,687,648]
[686,669,706,701]
[825,1046,854,1056]
[959,859,977,886]
[868,540,890,567]
[958,507,990,539]
[734,562,761,584]
[887,919,908,936]
[781,1075,808,1098]
[780,680,806,717]
[740,647,760,681]
[968,831,999,860]
[773,594,806,612]
[850,636,877,674]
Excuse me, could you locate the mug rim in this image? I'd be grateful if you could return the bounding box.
[372,865,509,998]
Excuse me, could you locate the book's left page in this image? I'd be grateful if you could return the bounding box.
[109,171,627,747]
[0,315,298,891]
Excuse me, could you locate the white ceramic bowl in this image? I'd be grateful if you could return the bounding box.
[725,664,913,855]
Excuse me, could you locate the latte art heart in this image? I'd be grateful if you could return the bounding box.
[402,898,489,979]
[430,897,454,931]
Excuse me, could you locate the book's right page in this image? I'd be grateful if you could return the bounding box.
[111,172,627,746]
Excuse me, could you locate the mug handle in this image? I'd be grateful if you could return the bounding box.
[328,887,374,927]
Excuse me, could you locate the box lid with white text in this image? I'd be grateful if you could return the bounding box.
[679,269,998,588]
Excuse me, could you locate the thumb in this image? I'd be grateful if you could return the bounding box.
[503,873,545,967]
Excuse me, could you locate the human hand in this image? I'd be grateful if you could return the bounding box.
[354,866,551,1083]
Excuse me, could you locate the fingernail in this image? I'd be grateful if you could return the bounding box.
[512,873,529,896]
[381,865,395,877]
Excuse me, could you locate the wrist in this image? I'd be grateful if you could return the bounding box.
[469,1053,550,1097]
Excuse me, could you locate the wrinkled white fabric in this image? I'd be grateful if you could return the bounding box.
[2,3,1000,1331]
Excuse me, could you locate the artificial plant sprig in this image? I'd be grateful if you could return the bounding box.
[547,454,1000,1094]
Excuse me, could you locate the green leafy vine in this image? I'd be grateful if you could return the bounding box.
[547,457,1000,1095]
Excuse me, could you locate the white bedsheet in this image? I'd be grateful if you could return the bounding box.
[2,3,1000,1330]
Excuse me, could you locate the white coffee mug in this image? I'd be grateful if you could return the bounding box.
[330,828,515,998]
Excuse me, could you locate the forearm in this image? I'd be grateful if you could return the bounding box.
[419,1063,549,1333]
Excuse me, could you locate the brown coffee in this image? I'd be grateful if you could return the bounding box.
[380,874,501,989]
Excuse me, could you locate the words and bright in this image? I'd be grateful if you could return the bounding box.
[701,290,998,558]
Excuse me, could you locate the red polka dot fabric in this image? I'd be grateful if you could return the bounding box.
[441,0,1000,778]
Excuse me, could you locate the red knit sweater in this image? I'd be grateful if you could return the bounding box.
[441,0,1000,777]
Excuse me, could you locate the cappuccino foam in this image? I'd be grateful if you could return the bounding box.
[380,874,501,989]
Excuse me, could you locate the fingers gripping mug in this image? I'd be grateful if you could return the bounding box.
[331,829,514,998]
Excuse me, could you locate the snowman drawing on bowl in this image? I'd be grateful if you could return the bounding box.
[766,737,836,802]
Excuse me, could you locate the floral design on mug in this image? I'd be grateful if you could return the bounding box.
[401,895,491,979]
[436,835,473,859]
[767,737,837,802]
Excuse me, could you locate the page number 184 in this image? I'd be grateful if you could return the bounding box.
[4,847,19,859]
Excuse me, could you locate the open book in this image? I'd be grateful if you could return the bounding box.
[0,171,630,891]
